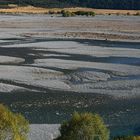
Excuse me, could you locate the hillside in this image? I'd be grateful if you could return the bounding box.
[0,0,140,10]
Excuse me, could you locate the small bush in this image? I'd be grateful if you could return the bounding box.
[49,10,59,14]
[74,11,96,16]
[126,12,130,16]
[61,10,75,17]
[0,104,29,140]
[55,112,110,140]
[61,10,65,14]
[135,12,140,16]
[61,10,95,17]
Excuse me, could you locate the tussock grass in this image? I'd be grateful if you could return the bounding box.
[0,6,139,15]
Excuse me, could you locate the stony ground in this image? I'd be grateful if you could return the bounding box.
[0,14,140,139]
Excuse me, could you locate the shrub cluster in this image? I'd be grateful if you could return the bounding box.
[0,104,29,140]
[0,104,140,140]
[61,10,96,17]
[61,10,76,17]
[134,12,140,16]
[74,11,96,16]
[55,112,110,140]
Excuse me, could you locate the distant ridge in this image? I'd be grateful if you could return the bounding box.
[0,0,140,10]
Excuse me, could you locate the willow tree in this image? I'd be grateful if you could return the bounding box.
[0,104,29,140]
[56,112,110,140]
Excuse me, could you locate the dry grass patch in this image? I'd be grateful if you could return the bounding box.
[0,6,139,15]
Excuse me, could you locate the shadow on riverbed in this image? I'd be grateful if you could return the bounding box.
[0,90,140,136]
[0,38,140,67]
[0,37,140,137]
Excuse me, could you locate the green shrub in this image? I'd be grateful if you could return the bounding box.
[61,10,95,17]
[0,104,29,140]
[74,11,85,15]
[87,11,96,16]
[55,112,110,140]
[61,10,75,17]
[74,11,96,16]
[113,136,140,140]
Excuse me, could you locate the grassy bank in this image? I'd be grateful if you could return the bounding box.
[0,6,140,15]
